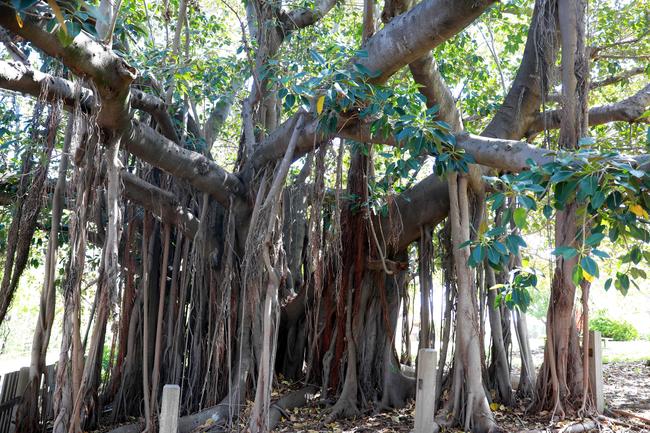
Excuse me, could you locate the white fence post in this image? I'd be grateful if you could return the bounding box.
[414,349,437,433]
[589,330,605,412]
[159,384,181,433]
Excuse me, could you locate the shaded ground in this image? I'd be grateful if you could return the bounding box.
[269,361,650,432]
[604,361,650,419]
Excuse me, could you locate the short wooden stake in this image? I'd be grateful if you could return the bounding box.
[8,367,29,433]
[414,349,437,433]
[159,384,181,433]
[588,330,605,413]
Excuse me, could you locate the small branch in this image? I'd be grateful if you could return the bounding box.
[546,66,647,102]
[590,31,649,59]
[0,28,29,64]
[131,89,180,142]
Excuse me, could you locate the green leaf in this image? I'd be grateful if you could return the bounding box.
[591,191,606,209]
[487,246,501,266]
[585,233,605,247]
[283,93,295,110]
[580,256,599,278]
[555,180,578,208]
[491,192,505,211]
[550,170,574,183]
[552,246,578,259]
[604,278,612,291]
[591,249,610,259]
[469,245,485,266]
[493,241,508,256]
[615,273,630,295]
[310,49,326,65]
[577,175,598,201]
[353,63,380,78]
[12,0,39,11]
[543,204,553,218]
[505,234,527,255]
[513,207,527,229]
[518,195,536,210]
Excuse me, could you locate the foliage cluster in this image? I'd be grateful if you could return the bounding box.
[590,315,639,341]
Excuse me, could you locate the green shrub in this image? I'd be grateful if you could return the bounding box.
[589,316,639,341]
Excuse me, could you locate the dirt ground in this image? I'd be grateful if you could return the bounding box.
[95,361,650,432]
[271,361,650,432]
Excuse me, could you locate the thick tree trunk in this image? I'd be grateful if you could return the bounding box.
[442,173,499,433]
[535,0,590,416]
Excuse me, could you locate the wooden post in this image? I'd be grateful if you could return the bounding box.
[588,330,605,413]
[414,349,437,433]
[159,384,181,433]
[8,367,29,433]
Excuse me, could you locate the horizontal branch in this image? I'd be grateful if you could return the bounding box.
[0,172,199,237]
[0,61,243,207]
[0,5,135,93]
[0,61,94,109]
[546,66,647,102]
[527,83,650,136]
[121,172,199,237]
[280,0,337,33]
[126,120,245,205]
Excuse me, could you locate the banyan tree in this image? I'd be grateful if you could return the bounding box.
[0,0,648,432]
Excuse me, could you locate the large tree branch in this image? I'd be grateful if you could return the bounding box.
[408,54,463,132]
[0,172,199,237]
[121,172,199,237]
[279,0,338,33]
[526,83,650,136]
[0,61,95,109]
[0,61,244,206]
[0,5,137,128]
[130,89,180,143]
[358,0,495,84]
[250,0,495,170]
[126,120,245,204]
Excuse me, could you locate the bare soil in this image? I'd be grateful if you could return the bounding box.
[270,361,650,432]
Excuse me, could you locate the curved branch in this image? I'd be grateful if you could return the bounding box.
[358,0,494,84]
[126,120,245,205]
[131,89,180,143]
[526,83,650,136]
[0,5,136,128]
[484,0,558,139]
[409,53,463,132]
[279,0,338,33]
[0,61,244,207]
[251,0,494,169]
[121,172,199,237]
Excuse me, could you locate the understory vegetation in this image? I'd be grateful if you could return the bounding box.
[590,315,639,342]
